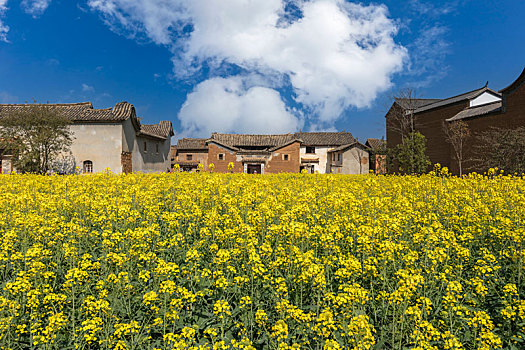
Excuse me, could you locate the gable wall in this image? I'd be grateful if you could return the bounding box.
[208,143,242,173]
[70,123,123,173]
[458,83,525,173]
[470,92,501,107]
[342,147,369,174]
[267,141,301,173]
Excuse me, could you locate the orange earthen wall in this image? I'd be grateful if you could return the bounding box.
[266,141,301,173]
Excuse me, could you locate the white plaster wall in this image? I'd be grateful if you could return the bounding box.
[342,147,369,174]
[132,136,171,173]
[122,118,172,173]
[300,146,330,174]
[470,92,501,107]
[70,124,123,174]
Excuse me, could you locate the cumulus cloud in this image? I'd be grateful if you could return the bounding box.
[21,0,52,17]
[178,76,302,137]
[0,0,8,42]
[88,0,407,135]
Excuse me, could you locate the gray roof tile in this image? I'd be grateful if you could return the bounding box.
[446,101,503,122]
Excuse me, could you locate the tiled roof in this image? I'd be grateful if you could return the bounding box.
[140,120,174,139]
[395,98,442,110]
[0,101,173,140]
[328,142,366,153]
[366,138,386,150]
[446,101,503,122]
[0,102,93,120]
[211,133,296,147]
[0,101,135,122]
[176,138,209,150]
[294,132,354,146]
[413,87,500,114]
[209,131,355,149]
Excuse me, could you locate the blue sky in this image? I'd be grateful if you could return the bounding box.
[0,0,524,143]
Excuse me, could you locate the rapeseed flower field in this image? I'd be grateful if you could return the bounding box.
[0,170,524,349]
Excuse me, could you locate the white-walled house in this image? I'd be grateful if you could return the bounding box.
[328,142,370,175]
[0,101,173,174]
[295,132,356,174]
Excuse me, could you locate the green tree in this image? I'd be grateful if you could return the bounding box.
[391,132,430,174]
[0,104,74,174]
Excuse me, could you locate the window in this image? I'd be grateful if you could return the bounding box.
[218,153,224,160]
[337,153,341,162]
[83,160,93,174]
[306,146,315,154]
[283,154,289,161]
[143,141,147,152]
[186,154,193,161]
[156,143,159,153]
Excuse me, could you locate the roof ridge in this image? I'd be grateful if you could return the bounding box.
[0,101,93,107]
[422,86,487,107]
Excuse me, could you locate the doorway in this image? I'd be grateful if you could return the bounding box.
[246,164,262,174]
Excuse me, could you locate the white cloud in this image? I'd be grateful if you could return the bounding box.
[82,83,95,92]
[0,0,8,42]
[178,76,302,137]
[89,0,407,134]
[407,25,450,87]
[21,0,52,17]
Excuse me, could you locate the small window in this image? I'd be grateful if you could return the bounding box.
[218,153,224,160]
[306,146,315,154]
[283,154,289,161]
[156,143,159,154]
[83,160,93,174]
[186,154,193,161]
[143,141,147,152]
[337,153,341,162]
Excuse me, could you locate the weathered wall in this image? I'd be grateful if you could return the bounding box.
[460,82,525,173]
[176,151,208,169]
[267,141,301,173]
[386,102,467,173]
[0,155,13,174]
[208,143,242,173]
[122,118,172,173]
[70,123,123,174]
[132,136,171,173]
[342,147,369,174]
[299,146,330,173]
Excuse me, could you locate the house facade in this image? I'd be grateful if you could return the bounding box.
[328,142,370,174]
[172,131,369,175]
[0,101,173,174]
[386,67,525,174]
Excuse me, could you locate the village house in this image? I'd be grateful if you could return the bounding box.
[170,138,208,172]
[365,138,387,174]
[386,67,525,174]
[172,131,369,174]
[327,141,369,174]
[0,101,174,174]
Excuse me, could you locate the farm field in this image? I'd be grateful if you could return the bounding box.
[0,171,524,349]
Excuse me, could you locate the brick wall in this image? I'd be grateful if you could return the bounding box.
[207,143,242,173]
[177,151,209,169]
[266,141,301,173]
[121,152,133,174]
[386,101,467,174]
[461,81,525,173]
